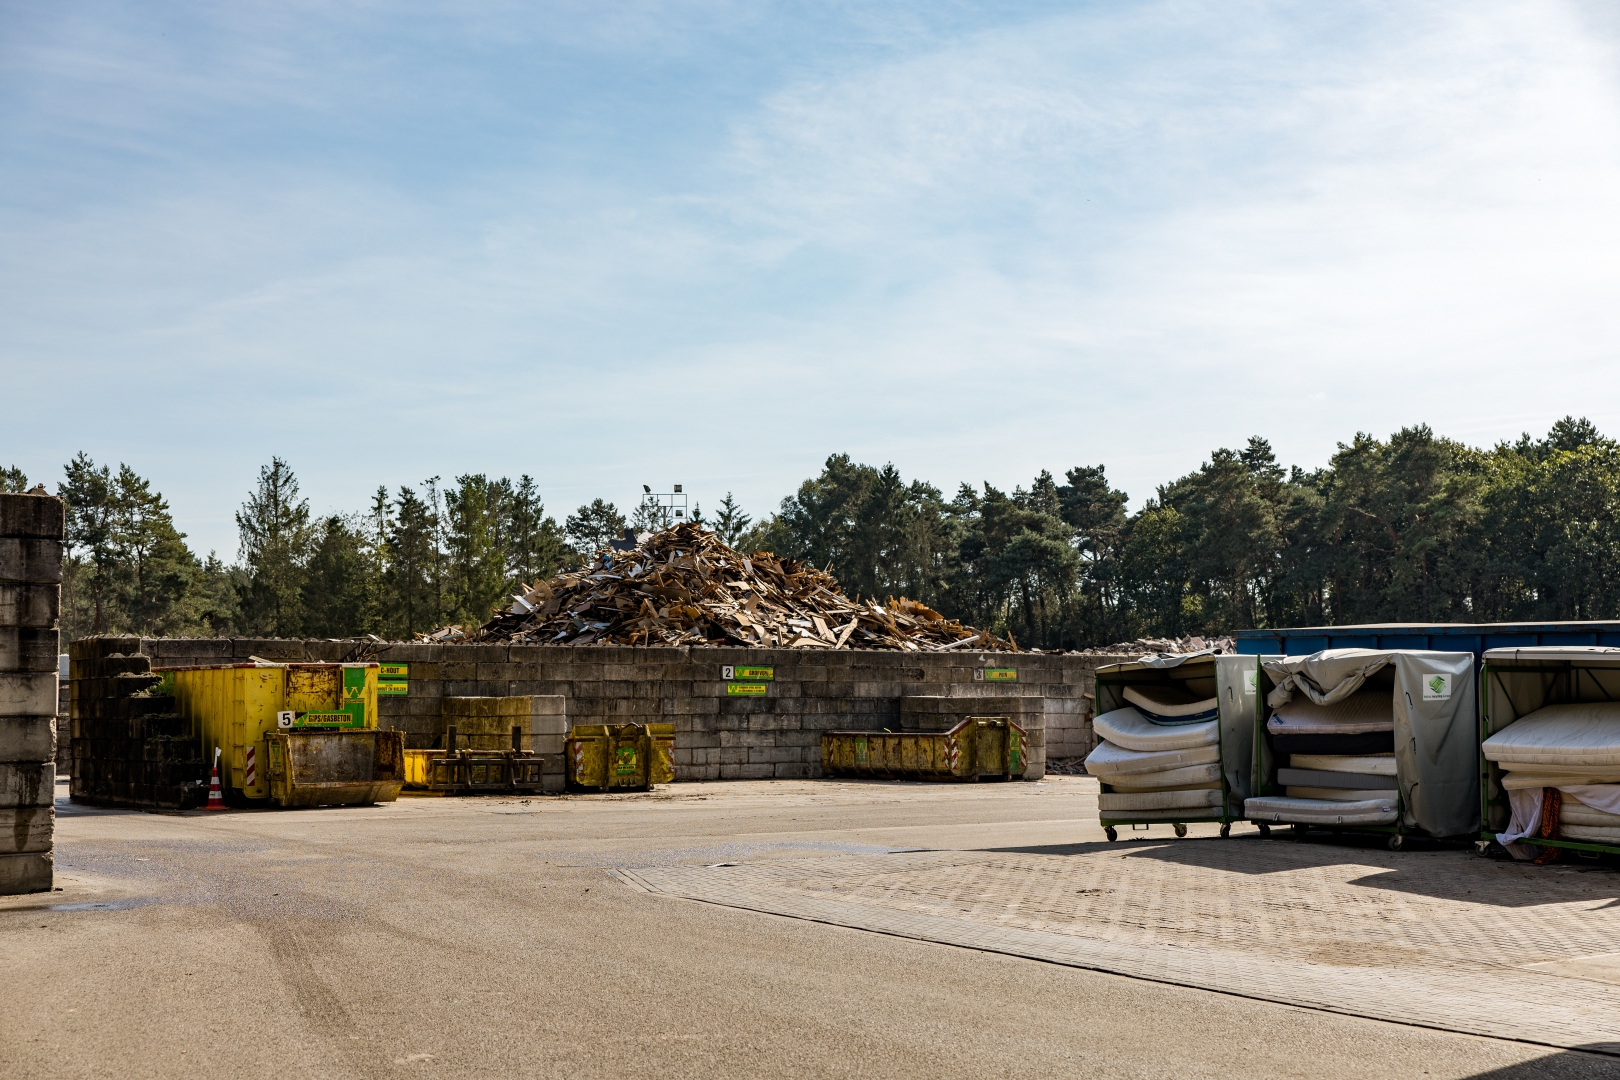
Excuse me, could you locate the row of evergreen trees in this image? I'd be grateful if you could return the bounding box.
[745,418,1620,649]
[8,416,1617,647]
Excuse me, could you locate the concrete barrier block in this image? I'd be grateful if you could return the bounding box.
[0,851,51,894]
[530,715,566,737]
[0,494,64,540]
[0,673,56,716]
[774,763,815,779]
[0,717,55,763]
[0,584,59,629]
[0,539,62,584]
[69,636,140,662]
[0,762,53,808]
[532,734,565,755]
[0,627,58,673]
[749,746,802,765]
[442,696,529,718]
[145,638,230,660]
[0,806,53,853]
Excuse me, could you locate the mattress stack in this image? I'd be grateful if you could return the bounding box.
[1245,690,1399,826]
[1482,704,1620,846]
[1084,685,1223,821]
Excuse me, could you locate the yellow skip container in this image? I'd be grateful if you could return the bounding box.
[820,717,1026,780]
[566,724,674,791]
[162,662,404,807]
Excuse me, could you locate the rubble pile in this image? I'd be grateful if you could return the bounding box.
[428,523,1015,652]
[1086,635,1233,657]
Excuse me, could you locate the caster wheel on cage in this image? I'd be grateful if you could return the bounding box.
[1219,822,1232,838]
[1105,827,1118,842]
[1388,834,1404,851]
[1257,823,1271,838]
[1173,823,1188,838]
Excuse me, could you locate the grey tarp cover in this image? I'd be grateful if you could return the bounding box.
[1262,649,1477,837]
[1096,652,1256,811]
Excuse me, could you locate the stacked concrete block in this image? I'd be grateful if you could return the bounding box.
[80,638,1111,787]
[56,652,70,775]
[440,694,566,792]
[69,637,206,809]
[1,493,63,894]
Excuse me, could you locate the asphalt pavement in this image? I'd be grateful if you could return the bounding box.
[3,776,1614,1079]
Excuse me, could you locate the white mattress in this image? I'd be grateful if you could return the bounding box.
[1098,788,1224,812]
[1502,771,1620,790]
[1286,786,1391,802]
[1097,808,1226,823]
[1559,803,1620,828]
[1290,754,1396,776]
[1559,824,1620,844]
[1101,763,1223,791]
[1497,761,1620,777]
[1482,703,1620,767]
[1244,795,1398,826]
[1267,690,1394,736]
[1084,739,1221,777]
[1122,685,1218,723]
[1094,707,1219,752]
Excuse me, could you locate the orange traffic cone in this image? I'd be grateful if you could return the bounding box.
[204,747,226,811]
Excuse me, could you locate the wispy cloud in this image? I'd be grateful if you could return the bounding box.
[2,1,1617,554]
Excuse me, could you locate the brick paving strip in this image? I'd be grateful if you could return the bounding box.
[616,840,1620,1052]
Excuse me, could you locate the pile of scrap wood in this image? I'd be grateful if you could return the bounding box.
[432,523,1014,652]
[1088,634,1234,657]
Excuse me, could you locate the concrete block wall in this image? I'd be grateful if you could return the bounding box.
[113,639,1113,782]
[1,493,62,894]
[440,695,567,790]
[68,636,207,810]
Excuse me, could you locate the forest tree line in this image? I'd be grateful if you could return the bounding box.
[7,416,1619,649]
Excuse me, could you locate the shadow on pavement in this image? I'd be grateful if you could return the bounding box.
[975,834,1620,908]
[1462,1047,1620,1076]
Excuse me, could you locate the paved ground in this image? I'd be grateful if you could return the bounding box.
[4,775,1619,1079]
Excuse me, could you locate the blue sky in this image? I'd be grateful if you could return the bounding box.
[4,1,1619,559]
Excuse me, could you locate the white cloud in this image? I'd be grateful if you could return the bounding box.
[3,1,1618,553]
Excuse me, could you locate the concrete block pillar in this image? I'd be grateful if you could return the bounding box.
[0,493,63,895]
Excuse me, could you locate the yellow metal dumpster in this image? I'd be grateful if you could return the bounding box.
[821,717,1027,780]
[566,724,674,791]
[162,662,403,806]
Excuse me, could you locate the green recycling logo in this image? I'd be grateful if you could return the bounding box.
[1422,673,1452,701]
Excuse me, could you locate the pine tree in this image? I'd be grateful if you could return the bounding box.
[236,457,313,636]
[565,499,627,560]
[385,485,441,637]
[506,475,566,584]
[712,493,752,548]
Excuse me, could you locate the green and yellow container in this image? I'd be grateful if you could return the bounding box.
[566,723,675,791]
[821,717,1027,781]
[162,662,403,807]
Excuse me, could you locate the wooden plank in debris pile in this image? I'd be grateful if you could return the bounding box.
[419,522,1015,653]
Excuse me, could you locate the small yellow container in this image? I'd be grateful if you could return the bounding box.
[821,717,1026,780]
[566,724,674,790]
[162,662,400,806]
